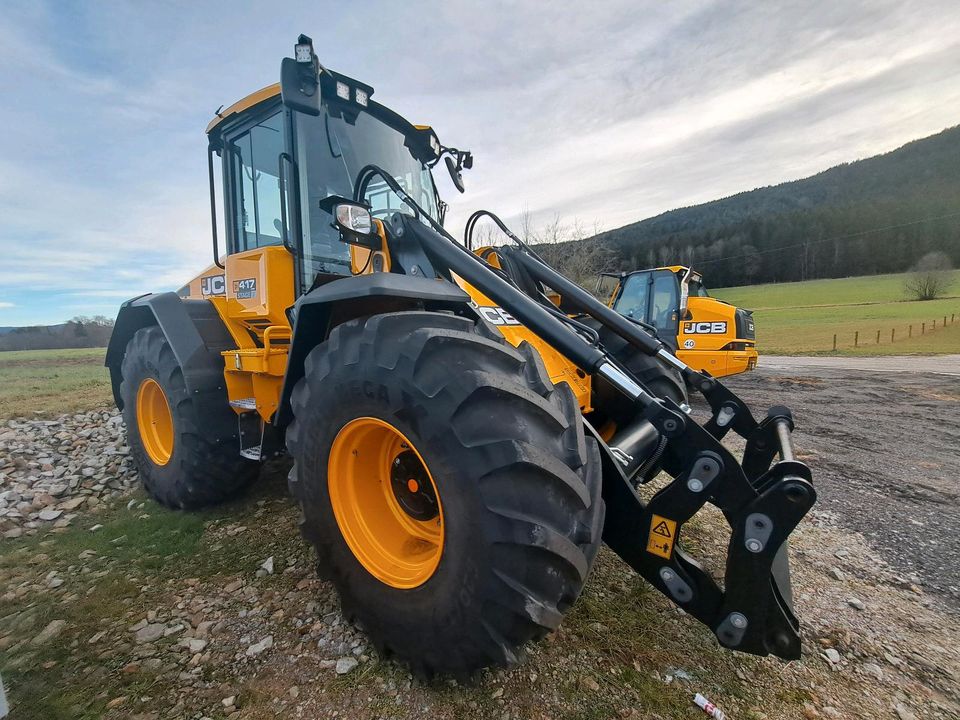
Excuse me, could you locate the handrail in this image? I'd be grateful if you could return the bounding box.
[207,146,225,269]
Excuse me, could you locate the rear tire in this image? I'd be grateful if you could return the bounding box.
[286,311,605,675]
[120,326,259,508]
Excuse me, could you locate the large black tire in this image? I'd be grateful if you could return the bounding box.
[286,311,605,675]
[120,326,259,508]
[587,321,688,430]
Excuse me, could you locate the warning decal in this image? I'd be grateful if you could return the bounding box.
[646,514,678,559]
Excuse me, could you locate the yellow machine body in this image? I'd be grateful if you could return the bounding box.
[607,265,757,379]
[178,163,591,421]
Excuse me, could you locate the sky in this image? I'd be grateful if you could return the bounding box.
[2,0,959,326]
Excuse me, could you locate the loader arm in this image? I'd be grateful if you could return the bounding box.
[351,171,816,660]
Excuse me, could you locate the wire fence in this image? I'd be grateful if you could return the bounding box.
[831,312,958,351]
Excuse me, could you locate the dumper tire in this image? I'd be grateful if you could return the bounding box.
[286,311,605,675]
[120,326,259,509]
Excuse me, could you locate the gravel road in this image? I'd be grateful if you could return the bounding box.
[724,366,960,608]
[760,354,960,375]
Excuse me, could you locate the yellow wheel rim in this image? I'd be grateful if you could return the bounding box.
[136,378,174,466]
[328,417,444,589]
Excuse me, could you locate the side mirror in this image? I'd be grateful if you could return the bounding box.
[324,198,380,249]
[445,155,465,193]
[280,34,322,116]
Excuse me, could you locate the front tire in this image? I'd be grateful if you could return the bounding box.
[286,311,605,675]
[120,326,259,508]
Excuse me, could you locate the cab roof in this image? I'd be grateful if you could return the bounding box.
[206,84,280,134]
[204,76,438,153]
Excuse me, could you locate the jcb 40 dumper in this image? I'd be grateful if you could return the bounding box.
[106,36,815,675]
[601,265,758,378]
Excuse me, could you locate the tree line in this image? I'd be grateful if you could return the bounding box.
[549,125,960,289]
[0,316,114,351]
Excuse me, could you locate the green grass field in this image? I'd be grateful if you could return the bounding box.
[0,347,111,419]
[713,270,960,355]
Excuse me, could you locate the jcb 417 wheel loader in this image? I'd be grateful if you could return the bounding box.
[105,35,815,675]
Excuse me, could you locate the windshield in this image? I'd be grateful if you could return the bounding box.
[295,106,440,281]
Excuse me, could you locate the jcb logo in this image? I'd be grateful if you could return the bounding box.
[683,321,727,335]
[476,305,522,326]
[200,274,225,296]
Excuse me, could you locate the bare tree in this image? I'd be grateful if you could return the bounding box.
[530,215,615,290]
[904,251,953,301]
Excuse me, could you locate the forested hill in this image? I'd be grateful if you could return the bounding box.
[591,125,960,287]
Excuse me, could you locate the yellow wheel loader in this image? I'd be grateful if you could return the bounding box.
[106,35,815,676]
[601,266,758,378]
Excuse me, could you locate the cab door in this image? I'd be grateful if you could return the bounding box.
[648,269,680,350]
[612,270,680,350]
[612,271,652,322]
[220,106,296,335]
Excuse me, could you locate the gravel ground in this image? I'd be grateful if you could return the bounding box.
[724,367,960,608]
[2,367,960,718]
[759,355,960,376]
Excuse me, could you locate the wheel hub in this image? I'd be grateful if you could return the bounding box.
[391,450,439,521]
[327,417,444,589]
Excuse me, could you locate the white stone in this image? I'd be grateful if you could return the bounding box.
[246,635,273,656]
[335,657,359,675]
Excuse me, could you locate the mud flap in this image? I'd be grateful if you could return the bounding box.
[592,374,816,660]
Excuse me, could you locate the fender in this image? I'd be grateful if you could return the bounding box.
[104,292,235,410]
[275,273,472,427]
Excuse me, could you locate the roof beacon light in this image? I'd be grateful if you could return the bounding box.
[336,81,351,101]
[429,134,441,156]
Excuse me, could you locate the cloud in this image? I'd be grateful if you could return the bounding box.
[1,1,959,325]
[0,302,15,309]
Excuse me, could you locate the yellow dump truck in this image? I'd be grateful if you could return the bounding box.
[602,265,757,378]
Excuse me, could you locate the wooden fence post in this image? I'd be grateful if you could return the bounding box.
[832,334,837,351]
[909,324,913,338]
[922,322,926,335]
[933,319,937,330]
[891,328,895,343]
[876,329,881,344]
[854,331,859,347]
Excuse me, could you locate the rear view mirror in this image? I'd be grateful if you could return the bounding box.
[445,155,465,193]
[280,34,321,116]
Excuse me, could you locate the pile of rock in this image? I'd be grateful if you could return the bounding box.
[0,408,137,538]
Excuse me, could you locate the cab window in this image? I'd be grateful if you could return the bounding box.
[229,112,285,252]
[651,270,680,336]
[688,278,710,297]
[615,272,651,320]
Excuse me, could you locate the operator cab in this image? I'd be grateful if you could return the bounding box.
[605,266,704,350]
[205,39,470,296]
